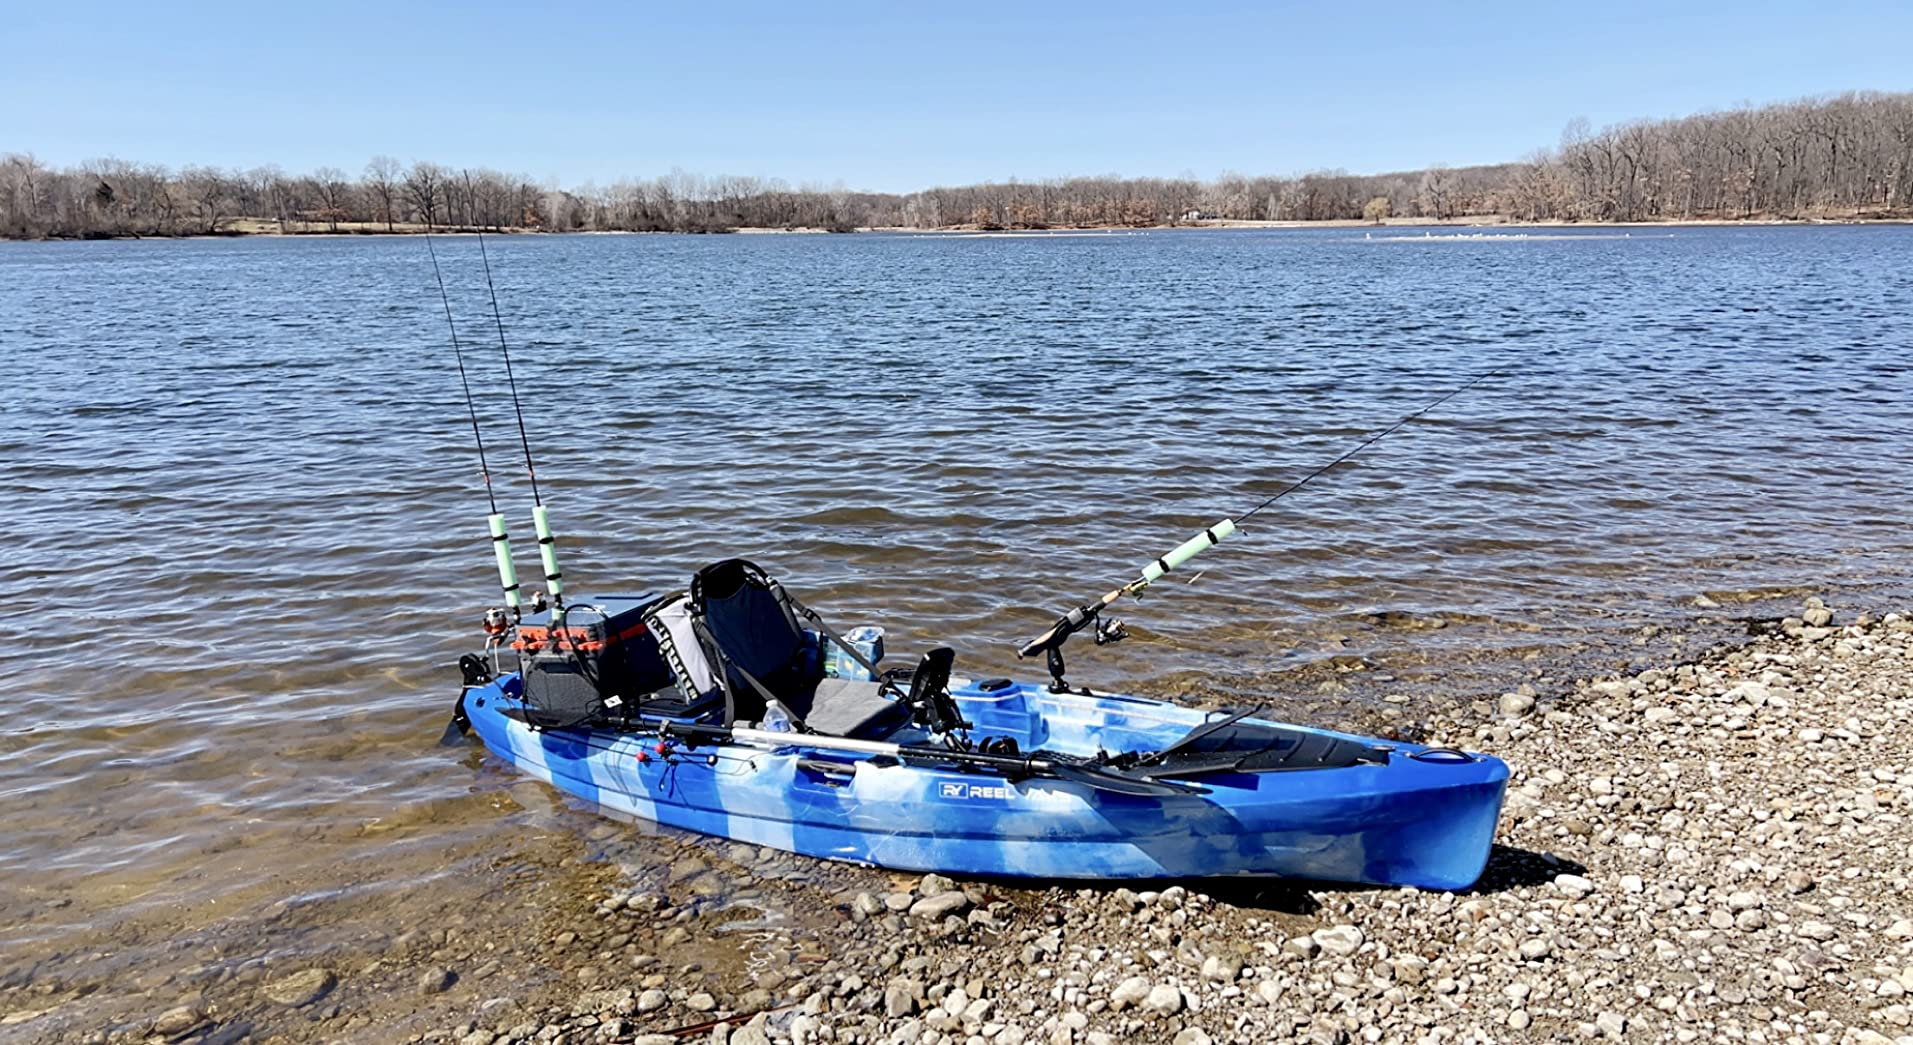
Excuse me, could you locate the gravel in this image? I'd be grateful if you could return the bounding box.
[434,599,1913,1044]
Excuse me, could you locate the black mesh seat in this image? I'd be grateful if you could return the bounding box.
[689,559,906,737]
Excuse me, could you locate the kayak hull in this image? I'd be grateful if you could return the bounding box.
[461,676,1508,890]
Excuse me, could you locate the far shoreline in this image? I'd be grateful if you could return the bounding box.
[6,213,1913,244]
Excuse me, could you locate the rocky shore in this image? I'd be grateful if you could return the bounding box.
[25,602,1910,1044]
[399,600,1909,1045]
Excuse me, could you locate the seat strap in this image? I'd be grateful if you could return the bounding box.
[780,587,885,684]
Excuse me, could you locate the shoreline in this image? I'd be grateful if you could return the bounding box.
[6,214,1911,244]
[9,598,1910,1043]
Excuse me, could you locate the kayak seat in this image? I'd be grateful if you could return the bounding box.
[689,558,905,736]
[797,678,906,738]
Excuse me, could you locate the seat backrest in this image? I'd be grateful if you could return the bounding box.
[690,559,817,722]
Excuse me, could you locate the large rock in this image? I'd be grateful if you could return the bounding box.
[731,1021,773,1045]
[917,873,959,897]
[418,967,456,995]
[909,891,971,920]
[1109,976,1152,1010]
[263,968,336,1007]
[152,1004,206,1037]
[884,978,921,1018]
[1311,925,1365,957]
[1553,873,1596,899]
[1200,954,1241,983]
[1498,693,1537,717]
[1142,984,1183,1016]
[1796,921,1838,942]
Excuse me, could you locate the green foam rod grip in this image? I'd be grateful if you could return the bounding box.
[488,512,521,609]
[1138,518,1238,585]
[533,504,564,599]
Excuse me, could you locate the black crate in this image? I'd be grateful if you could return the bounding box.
[514,594,673,724]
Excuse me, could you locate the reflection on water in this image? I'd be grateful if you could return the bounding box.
[2,226,1910,1035]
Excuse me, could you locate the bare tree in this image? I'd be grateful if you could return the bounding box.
[365,156,401,231]
[404,161,443,227]
[309,167,350,231]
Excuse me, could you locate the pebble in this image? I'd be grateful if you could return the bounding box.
[418,967,456,995]
[1172,1027,1212,1045]
[685,992,716,1012]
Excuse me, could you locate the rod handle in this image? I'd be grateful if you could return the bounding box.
[532,504,564,601]
[488,513,521,610]
[1137,518,1237,586]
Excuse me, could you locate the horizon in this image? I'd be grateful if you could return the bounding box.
[6,1,1913,194]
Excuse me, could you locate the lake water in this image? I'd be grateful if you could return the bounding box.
[3,226,1911,1036]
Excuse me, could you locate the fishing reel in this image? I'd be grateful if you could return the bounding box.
[482,607,513,639]
[1092,616,1129,646]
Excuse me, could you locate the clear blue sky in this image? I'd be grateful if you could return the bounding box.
[5,0,1910,193]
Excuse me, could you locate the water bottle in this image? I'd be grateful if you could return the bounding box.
[761,705,792,733]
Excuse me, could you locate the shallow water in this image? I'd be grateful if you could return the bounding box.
[3,226,1911,1034]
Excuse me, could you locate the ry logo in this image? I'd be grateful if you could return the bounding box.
[938,780,1012,801]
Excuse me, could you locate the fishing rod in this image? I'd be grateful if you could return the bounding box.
[1017,362,1509,692]
[473,225,566,623]
[426,230,523,620]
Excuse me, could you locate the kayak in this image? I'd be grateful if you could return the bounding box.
[455,669,1509,889]
[419,243,1518,890]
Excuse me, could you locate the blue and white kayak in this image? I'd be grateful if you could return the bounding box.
[458,673,1508,890]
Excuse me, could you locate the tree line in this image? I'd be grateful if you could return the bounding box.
[5,91,1910,239]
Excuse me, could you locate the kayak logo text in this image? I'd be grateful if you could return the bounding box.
[939,781,1012,801]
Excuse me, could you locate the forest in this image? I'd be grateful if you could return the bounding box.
[4,91,1911,239]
